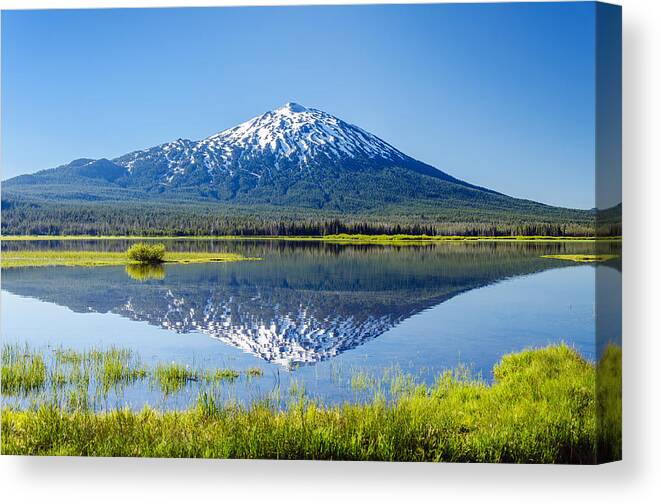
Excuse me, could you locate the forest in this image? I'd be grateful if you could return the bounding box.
[0,197,609,237]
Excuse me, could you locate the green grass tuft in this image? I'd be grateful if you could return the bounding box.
[95,348,148,390]
[126,243,166,263]
[153,363,198,394]
[245,367,264,378]
[204,368,241,382]
[1,344,47,395]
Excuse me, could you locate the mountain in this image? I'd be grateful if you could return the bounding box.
[115,102,474,191]
[1,102,595,235]
[4,102,494,207]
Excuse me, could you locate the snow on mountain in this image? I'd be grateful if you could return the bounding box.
[6,100,505,211]
[114,102,408,184]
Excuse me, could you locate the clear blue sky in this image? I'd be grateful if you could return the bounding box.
[2,3,598,208]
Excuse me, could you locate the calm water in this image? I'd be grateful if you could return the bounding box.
[1,239,621,409]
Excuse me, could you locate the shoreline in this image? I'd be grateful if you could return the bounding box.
[1,234,622,243]
[1,250,259,269]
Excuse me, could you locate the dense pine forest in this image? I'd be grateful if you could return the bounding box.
[0,197,614,237]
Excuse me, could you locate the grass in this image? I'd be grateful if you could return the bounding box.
[1,344,621,463]
[0,249,257,269]
[597,344,622,460]
[126,243,166,263]
[91,348,148,391]
[1,344,47,395]
[54,348,86,366]
[350,371,376,391]
[154,363,249,394]
[321,233,620,244]
[245,367,264,378]
[2,345,250,399]
[205,368,241,381]
[0,234,621,243]
[541,254,620,263]
[154,363,198,394]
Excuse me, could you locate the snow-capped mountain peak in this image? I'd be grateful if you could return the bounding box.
[201,102,406,168]
[276,101,308,113]
[115,102,408,183]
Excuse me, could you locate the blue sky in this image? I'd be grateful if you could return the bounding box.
[2,3,598,208]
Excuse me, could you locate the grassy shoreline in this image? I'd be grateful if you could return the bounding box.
[1,344,621,462]
[1,234,621,243]
[541,254,620,263]
[1,250,258,269]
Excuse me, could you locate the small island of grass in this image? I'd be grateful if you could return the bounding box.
[126,242,167,263]
[1,242,259,269]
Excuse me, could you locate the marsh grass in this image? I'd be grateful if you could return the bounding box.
[1,344,47,395]
[154,363,198,394]
[54,348,86,366]
[1,250,256,269]
[126,243,166,263]
[52,348,92,388]
[288,379,305,399]
[93,348,148,392]
[2,345,250,404]
[196,390,223,417]
[205,369,241,381]
[322,234,619,244]
[1,343,622,463]
[154,363,255,394]
[245,367,264,378]
[541,254,620,263]
[350,371,376,391]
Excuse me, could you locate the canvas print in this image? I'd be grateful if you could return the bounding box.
[0,2,621,463]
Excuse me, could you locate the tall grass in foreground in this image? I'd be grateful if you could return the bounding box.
[1,344,47,395]
[1,344,622,463]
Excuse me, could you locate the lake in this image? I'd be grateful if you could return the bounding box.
[1,239,621,410]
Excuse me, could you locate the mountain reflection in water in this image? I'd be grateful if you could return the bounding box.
[1,241,615,368]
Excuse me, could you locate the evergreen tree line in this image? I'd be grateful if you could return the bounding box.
[0,201,604,237]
